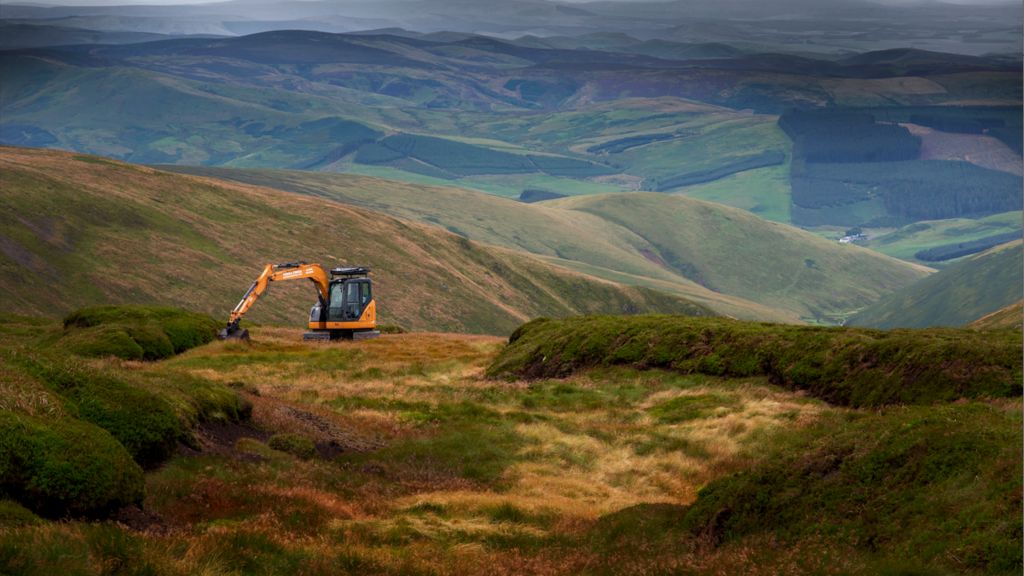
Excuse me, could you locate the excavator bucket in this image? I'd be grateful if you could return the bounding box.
[217,323,250,341]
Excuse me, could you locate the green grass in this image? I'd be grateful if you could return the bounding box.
[26,356,184,465]
[669,164,791,223]
[0,324,1017,575]
[548,192,929,323]
[336,398,525,487]
[648,393,741,423]
[0,411,144,517]
[268,433,317,459]
[0,312,248,517]
[587,400,1022,575]
[488,315,1022,407]
[0,522,161,576]
[618,117,787,181]
[849,241,1023,328]
[0,500,39,529]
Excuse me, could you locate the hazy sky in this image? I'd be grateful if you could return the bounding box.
[22,0,1022,5]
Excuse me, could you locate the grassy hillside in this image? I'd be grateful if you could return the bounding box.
[589,400,1021,575]
[971,300,1023,331]
[0,146,712,334]
[848,241,1023,328]
[170,166,929,323]
[549,193,931,323]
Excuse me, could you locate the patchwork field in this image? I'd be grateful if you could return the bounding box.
[865,211,1022,265]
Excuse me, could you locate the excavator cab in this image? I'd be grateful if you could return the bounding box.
[306,267,379,341]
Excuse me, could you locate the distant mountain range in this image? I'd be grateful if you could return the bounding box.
[2,28,1018,231]
[1,0,1020,55]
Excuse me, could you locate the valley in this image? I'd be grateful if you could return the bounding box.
[2,147,936,327]
[0,2,1021,573]
[2,25,1019,269]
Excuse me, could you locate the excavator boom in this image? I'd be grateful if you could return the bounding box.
[219,262,330,340]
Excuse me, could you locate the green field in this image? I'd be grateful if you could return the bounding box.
[865,211,1022,265]
[668,164,792,223]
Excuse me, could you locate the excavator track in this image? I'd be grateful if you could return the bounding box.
[303,330,380,341]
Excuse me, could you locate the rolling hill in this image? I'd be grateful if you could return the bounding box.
[549,192,933,323]
[0,146,712,334]
[848,240,1023,329]
[168,165,931,324]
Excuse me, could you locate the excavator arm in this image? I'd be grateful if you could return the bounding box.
[219,262,330,340]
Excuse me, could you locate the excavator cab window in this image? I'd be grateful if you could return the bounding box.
[328,282,346,320]
[345,282,360,319]
[328,279,372,321]
[359,282,371,306]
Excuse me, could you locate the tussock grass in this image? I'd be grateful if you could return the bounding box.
[588,400,1023,575]
[268,433,317,459]
[0,412,144,517]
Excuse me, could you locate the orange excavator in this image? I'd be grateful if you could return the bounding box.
[218,262,378,341]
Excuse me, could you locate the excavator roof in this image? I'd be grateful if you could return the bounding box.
[330,266,370,277]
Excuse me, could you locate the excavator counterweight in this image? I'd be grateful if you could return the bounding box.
[218,262,378,341]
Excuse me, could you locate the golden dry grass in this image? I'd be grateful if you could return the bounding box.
[0,327,831,575]
[130,328,826,572]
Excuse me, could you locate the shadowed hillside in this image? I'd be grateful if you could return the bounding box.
[848,241,1023,329]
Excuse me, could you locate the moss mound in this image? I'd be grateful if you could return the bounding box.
[18,356,183,466]
[0,313,250,518]
[268,433,317,459]
[0,412,144,517]
[61,305,220,360]
[0,500,41,528]
[488,316,1023,407]
[679,402,1022,574]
